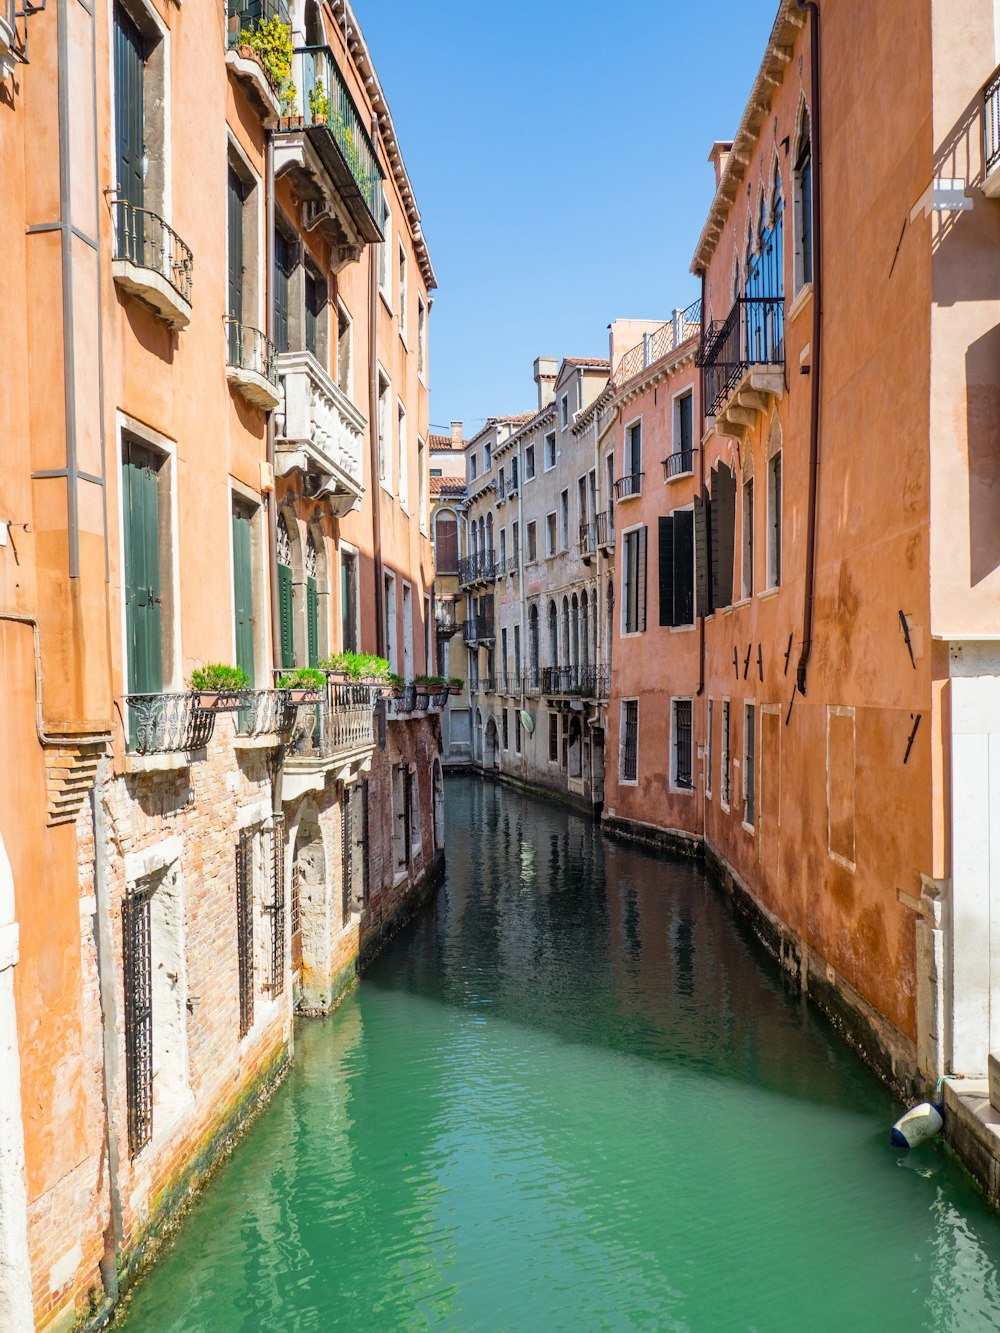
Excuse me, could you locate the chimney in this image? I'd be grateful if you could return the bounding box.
[709,141,734,190]
[533,356,558,411]
[450,420,463,446]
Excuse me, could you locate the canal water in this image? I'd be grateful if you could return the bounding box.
[121,776,1000,1331]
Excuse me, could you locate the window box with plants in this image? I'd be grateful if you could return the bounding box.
[413,675,437,709]
[276,666,326,704]
[320,651,390,686]
[189,664,251,712]
[449,676,464,697]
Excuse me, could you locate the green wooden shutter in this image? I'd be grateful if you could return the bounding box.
[114,2,144,257]
[123,440,162,696]
[694,494,712,618]
[658,516,674,628]
[306,576,319,666]
[711,464,737,609]
[637,526,647,633]
[278,561,295,669]
[674,509,695,626]
[274,230,291,354]
[227,167,244,324]
[232,507,255,684]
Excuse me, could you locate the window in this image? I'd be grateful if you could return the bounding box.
[767,451,782,588]
[513,623,521,679]
[510,455,519,491]
[625,421,642,479]
[225,150,262,366]
[122,433,174,704]
[673,391,694,470]
[706,699,714,799]
[304,269,326,360]
[499,528,508,569]
[620,699,639,782]
[721,700,731,808]
[545,513,557,557]
[469,452,478,482]
[512,521,519,566]
[484,442,492,471]
[377,372,390,484]
[794,114,813,291]
[658,511,695,627]
[341,547,359,652]
[113,2,169,263]
[434,515,458,573]
[502,708,509,750]
[527,521,537,562]
[622,527,647,634]
[560,394,569,429]
[560,490,569,549]
[515,710,522,753]
[743,703,756,827]
[384,572,397,672]
[498,466,505,499]
[398,241,408,336]
[379,200,392,297]
[273,224,293,354]
[402,582,413,679]
[397,402,408,509]
[578,476,588,529]
[709,462,737,609]
[305,529,320,666]
[672,699,693,791]
[232,497,257,684]
[418,436,428,532]
[276,513,295,669]
[549,711,558,762]
[392,765,412,870]
[336,302,352,395]
[742,477,754,599]
[501,627,508,684]
[544,432,556,470]
[417,295,426,378]
[525,444,536,480]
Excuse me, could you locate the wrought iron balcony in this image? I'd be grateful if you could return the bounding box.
[463,611,495,645]
[458,552,499,588]
[697,295,784,429]
[287,681,375,762]
[613,474,643,502]
[541,664,609,699]
[662,448,696,481]
[226,318,280,409]
[237,689,296,740]
[112,198,193,330]
[124,692,215,757]
[985,65,1000,191]
[596,510,615,550]
[275,46,384,269]
[579,522,597,561]
[613,299,702,389]
[523,667,541,696]
[483,673,497,694]
[274,351,365,515]
[434,599,459,637]
[224,0,289,116]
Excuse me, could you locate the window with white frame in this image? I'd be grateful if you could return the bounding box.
[527,520,538,562]
[544,432,556,470]
[620,699,639,782]
[484,442,492,471]
[560,393,569,429]
[377,372,390,485]
[622,526,647,634]
[743,702,756,827]
[417,295,427,379]
[397,402,408,509]
[398,241,408,337]
[469,452,478,482]
[721,699,731,808]
[625,420,642,481]
[418,436,428,533]
[379,201,392,297]
[767,451,782,589]
[671,698,693,791]
[548,711,558,762]
[706,699,714,799]
[499,528,507,568]
[742,475,754,599]
[384,571,397,672]
[525,444,536,480]
[545,512,557,556]
[560,490,569,549]
[336,302,352,396]
[673,390,694,470]
[794,111,813,292]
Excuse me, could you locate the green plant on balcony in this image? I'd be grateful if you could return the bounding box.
[237,15,294,105]
[276,665,325,702]
[189,663,250,710]
[321,650,390,681]
[386,672,404,697]
[448,676,464,695]
[308,79,331,123]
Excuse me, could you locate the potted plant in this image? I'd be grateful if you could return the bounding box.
[413,674,435,709]
[448,676,464,696]
[308,79,330,125]
[237,15,294,103]
[399,679,417,713]
[189,664,251,711]
[276,666,326,704]
[386,672,404,698]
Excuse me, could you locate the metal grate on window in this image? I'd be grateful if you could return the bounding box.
[266,818,285,997]
[620,700,639,781]
[236,828,254,1037]
[124,880,154,1158]
[341,788,353,922]
[674,700,693,790]
[360,778,371,905]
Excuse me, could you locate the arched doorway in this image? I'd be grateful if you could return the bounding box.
[484,717,500,771]
[474,707,483,763]
[290,809,327,1009]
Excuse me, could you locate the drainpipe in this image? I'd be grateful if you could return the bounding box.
[266,129,281,671]
[368,115,385,657]
[795,0,823,697]
[696,267,707,699]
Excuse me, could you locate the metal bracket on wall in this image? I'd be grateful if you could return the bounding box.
[783,632,793,675]
[903,713,921,764]
[898,610,917,670]
[733,647,739,679]
[757,644,763,682]
[743,645,752,680]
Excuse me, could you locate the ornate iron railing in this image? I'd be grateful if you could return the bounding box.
[238,688,296,738]
[124,692,216,755]
[388,685,417,716]
[596,510,615,549]
[463,611,496,644]
[226,317,278,387]
[662,448,696,480]
[614,473,643,501]
[613,298,702,388]
[296,45,384,226]
[541,665,609,698]
[523,667,541,696]
[288,681,375,756]
[113,198,193,305]
[434,599,459,636]
[483,673,497,694]
[986,65,1000,175]
[458,551,498,587]
[697,295,784,416]
[226,0,290,49]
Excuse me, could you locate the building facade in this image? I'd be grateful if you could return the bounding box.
[430,425,471,765]
[0,0,441,1326]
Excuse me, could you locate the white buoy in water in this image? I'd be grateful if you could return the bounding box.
[890,1102,943,1149]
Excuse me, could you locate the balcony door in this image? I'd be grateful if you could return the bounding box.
[227,166,245,362]
[123,439,163,697]
[114,2,145,253]
[306,532,319,667]
[274,228,292,354]
[232,503,256,685]
[277,515,295,670]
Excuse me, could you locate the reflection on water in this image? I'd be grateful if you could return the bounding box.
[121,776,1000,1332]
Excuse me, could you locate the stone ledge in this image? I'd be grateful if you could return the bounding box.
[123,749,205,774]
[943,1078,1000,1208]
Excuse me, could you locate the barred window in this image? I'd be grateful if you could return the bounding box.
[548,712,558,762]
[620,699,639,782]
[123,881,154,1157]
[744,703,756,827]
[236,828,255,1037]
[673,699,693,790]
[721,700,731,807]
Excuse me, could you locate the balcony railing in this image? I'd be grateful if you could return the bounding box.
[287,681,375,759]
[483,673,497,694]
[613,299,702,389]
[613,474,643,501]
[237,689,296,739]
[697,295,784,417]
[458,552,499,587]
[579,522,597,558]
[596,510,615,549]
[523,667,541,696]
[125,692,216,756]
[463,612,495,644]
[986,65,1000,176]
[541,665,610,699]
[226,318,280,407]
[226,0,289,51]
[434,600,459,636]
[662,448,696,480]
[294,46,383,233]
[274,351,365,513]
[112,198,193,327]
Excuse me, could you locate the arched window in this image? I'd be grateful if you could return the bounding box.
[561,596,570,666]
[548,600,558,666]
[485,513,493,555]
[794,107,813,291]
[580,592,590,670]
[571,594,580,669]
[434,513,458,574]
[277,513,295,669]
[305,530,319,666]
[606,578,614,660]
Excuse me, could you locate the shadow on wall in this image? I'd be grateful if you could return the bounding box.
[966,327,1000,586]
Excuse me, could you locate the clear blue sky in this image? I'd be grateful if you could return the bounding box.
[353,0,777,435]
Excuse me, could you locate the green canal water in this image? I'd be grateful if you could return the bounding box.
[121,776,1000,1331]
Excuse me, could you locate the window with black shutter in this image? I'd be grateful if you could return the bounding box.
[623,527,647,634]
[694,494,712,618]
[710,464,737,609]
[658,511,694,627]
[341,789,353,922]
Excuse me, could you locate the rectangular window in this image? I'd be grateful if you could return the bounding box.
[336,302,352,395]
[767,452,782,588]
[513,623,521,678]
[499,529,507,569]
[560,394,569,429]
[377,372,390,484]
[560,490,569,549]
[304,269,326,360]
[795,134,813,290]
[392,765,412,868]
[273,225,293,354]
[501,627,508,684]
[469,452,478,482]
[510,455,519,490]
[674,391,694,469]
[658,511,695,627]
[710,462,737,609]
[484,443,492,471]
[549,712,558,761]
[122,437,165,697]
[434,516,458,573]
[706,699,714,799]
[341,549,358,652]
[236,827,255,1037]
[418,436,428,533]
[743,703,756,827]
[502,707,509,750]
[625,421,642,479]
[620,699,639,782]
[527,521,537,562]
[379,201,392,295]
[417,295,426,378]
[672,698,693,791]
[512,520,519,566]
[546,513,557,556]
[398,241,407,336]
[227,162,248,336]
[526,444,536,479]
[397,403,408,509]
[232,498,256,685]
[515,710,522,753]
[578,476,588,528]
[622,527,648,634]
[384,572,397,672]
[402,582,413,680]
[498,465,505,499]
[123,879,153,1155]
[721,700,731,808]
[544,432,556,470]
[742,477,754,599]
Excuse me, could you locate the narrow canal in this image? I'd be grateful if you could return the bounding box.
[122,776,1000,1331]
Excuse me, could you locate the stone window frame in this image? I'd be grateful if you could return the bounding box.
[110,0,171,222]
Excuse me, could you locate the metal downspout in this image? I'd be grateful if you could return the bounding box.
[266,130,281,671]
[696,268,707,699]
[795,0,823,696]
[368,116,385,657]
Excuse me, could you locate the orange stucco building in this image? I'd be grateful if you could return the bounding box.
[0,0,443,1326]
